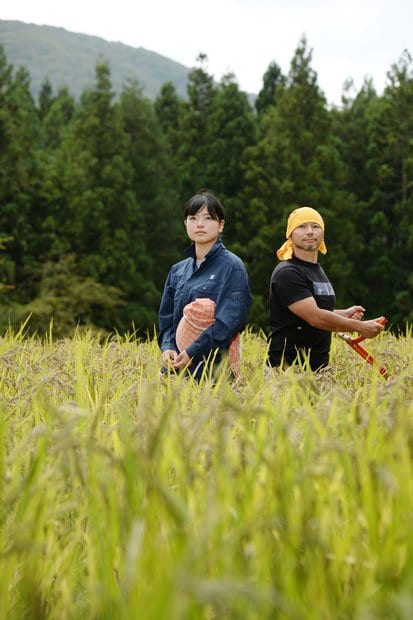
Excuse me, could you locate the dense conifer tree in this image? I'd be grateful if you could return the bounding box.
[49,63,155,330]
[240,37,355,327]
[119,80,183,295]
[0,64,44,301]
[330,80,379,304]
[0,47,15,306]
[38,78,54,120]
[200,72,257,248]
[363,52,413,325]
[255,61,286,118]
[154,80,183,156]
[42,85,75,149]
[0,41,412,335]
[175,54,217,199]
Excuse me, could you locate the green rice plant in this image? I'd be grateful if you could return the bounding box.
[0,325,412,619]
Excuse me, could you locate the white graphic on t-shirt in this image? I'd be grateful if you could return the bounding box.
[313,282,335,296]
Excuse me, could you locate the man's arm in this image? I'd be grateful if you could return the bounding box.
[335,305,364,319]
[288,297,385,338]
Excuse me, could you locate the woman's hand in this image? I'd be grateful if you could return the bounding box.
[173,350,192,369]
[162,349,178,365]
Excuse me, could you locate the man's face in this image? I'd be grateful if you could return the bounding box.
[290,222,324,253]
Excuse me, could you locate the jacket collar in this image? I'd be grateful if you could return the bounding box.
[184,238,224,261]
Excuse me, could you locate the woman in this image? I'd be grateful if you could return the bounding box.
[158,189,252,380]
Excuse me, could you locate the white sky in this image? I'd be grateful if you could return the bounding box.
[1,0,412,105]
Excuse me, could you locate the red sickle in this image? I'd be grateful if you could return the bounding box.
[338,317,389,378]
[348,316,388,344]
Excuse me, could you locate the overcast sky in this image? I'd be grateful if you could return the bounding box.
[1,0,412,105]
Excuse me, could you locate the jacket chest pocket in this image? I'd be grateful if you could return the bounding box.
[192,279,222,300]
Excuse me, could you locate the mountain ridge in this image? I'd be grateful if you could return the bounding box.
[0,19,192,101]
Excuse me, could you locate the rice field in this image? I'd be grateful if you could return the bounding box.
[0,324,412,619]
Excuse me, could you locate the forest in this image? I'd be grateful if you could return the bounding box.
[0,37,412,338]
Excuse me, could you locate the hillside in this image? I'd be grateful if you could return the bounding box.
[0,19,191,101]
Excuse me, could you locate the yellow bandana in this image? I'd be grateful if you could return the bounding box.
[276,206,327,260]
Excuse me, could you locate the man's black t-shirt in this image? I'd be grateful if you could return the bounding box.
[268,256,336,370]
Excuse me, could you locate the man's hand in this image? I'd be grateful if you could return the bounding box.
[343,305,365,320]
[356,318,385,339]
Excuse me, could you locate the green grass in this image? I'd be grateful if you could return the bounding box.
[0,325,412,619]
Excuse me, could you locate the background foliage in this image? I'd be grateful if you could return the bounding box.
[0,33,412,337]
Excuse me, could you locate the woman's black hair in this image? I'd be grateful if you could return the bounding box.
[184,189,225,222]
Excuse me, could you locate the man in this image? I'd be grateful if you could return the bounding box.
[268,206,385,371]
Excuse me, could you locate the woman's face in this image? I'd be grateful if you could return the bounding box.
[185,205,224,245]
